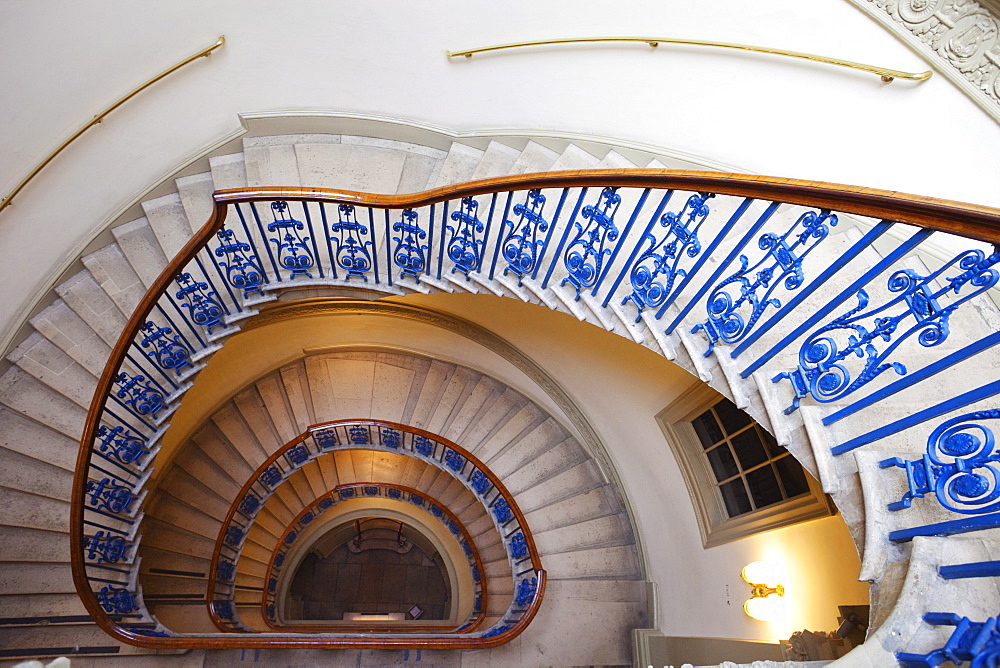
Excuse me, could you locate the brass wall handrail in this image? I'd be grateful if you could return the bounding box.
[0,36,225,214]
[446,36,932,83]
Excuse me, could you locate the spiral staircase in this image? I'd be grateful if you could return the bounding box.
[3,131,1000,666]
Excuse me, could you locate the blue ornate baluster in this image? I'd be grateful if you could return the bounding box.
[515,576,538,607]
[96,425,148,467]
[501,189,548,285]
[175,272,224,333]
[561,187,621,300]
[329,204,374,281]
[96,586,139,615]
[508,532,528,559]
[382,428,401,449]
[444,448,465,472]
[414,436,434,457]
[774,249,1000,414]
[896,613,1000,667]
[86,478,138,515]
[314,428,339,449]
[622,192,714,321]
[139,321,192,374]
[83,531,129,563]
[267,201,314,279]
[881,410,1000,514]
[216,559,235,582]
[492,497,512,523]
[349,425,370,445]
[392,209,428,281]
[285,444,309,466]
[239,493,260,515]
[446,196,485,279]
[114,372,165,418]
[258,465,282,488]
[214,228,265,298]
[692,209,838,356]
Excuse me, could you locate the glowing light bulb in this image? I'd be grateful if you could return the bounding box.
[742,560,782,586]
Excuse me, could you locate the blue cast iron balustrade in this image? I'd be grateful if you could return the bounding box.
[881,410,1000,514]
[501,188,548,285]
[174,272,224,333]
[267,201,315,279]
[97,586,140,615]
[562,187,621,299]
[96,425,148,468]
[139,321,192,374]
[392,208,428,281]
[897,613,1000,667]
[214,228,265,298]
[693,208,838,356]
[83,531,130,564]
[114,372,165,418]
[447,196,485,278]
[329,204,374,281]
[774,249,1000,414]
[515,577,538,607]
[622,192,713,321]
[86,478,138,516]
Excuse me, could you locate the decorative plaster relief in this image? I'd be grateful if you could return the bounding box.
[850,0,1000,122]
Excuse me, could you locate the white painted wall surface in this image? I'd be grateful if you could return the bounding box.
[2,0,999,352]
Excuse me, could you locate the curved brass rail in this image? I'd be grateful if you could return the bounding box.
[446,36,932,83]
[0,36,225,214]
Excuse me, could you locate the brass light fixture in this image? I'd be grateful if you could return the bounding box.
[742,561,786,622]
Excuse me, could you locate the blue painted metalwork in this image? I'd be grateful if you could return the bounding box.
[561,187,621,300]
[387,488,402,499]
[509,532,528,559]
[216,559,235,582]
[448,520,460,535]
[300,511,314,525]
[97,586,139,615]
[267,201,314,279]
[430,504,444,518]
[940,560,1000,579]
[239,493,259,515]
[114,372,164,418]
[515,576,538,607]
[775,249,1000,414]
[693,209,838,356]
[299,201,325,280]
[267,578,277,594]
[392,208,428,281]
[86,478,137,515]
[889,510,1000,542]
[470,470,490,495]
[409,493,424,506]
[622,192,713,321]
[349,425,369,445]
[382,428,401,449]
[542,188,587,289]
[445,448,465,472]
[95,425,148,467]
[284,530,298,545]
[881,410,1000,514]
[83,531,128,563]
[174,272,224,333]
[447,196,485,279]
[259,466,281,487]
[500,189,549,285]
[414,436,434,457]
[213,600,234,620]
[592,188,651,298]
[741,228,933,379]
[139,321,192,374]
[214,228,265,298]
[896,613,1000,667]
[314,429,338,449]
[286,444,309,465]
[329,204,374,281]
[363,485,379,496]
[483,624,511,638]
[493,498,512,523]
[224,526,243,547]
[339,487,356,498]
[317,498,334,511]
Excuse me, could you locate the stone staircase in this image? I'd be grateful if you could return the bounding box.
[2,130,999,665]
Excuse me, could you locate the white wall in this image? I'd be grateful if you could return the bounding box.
[2,0,999,352]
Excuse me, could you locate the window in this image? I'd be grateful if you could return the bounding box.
[657,384,834,547]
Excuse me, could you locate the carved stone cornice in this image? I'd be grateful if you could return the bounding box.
[847,0,1000,123]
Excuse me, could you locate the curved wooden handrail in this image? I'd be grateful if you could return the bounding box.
[72,169,1000,648]
[258,482,489,634]
[205,419,540,634]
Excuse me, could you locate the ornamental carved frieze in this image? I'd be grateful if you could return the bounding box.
[853,0,1000,120]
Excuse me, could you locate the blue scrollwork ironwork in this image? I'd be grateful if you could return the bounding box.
[97,586,139,615]
[622,192,714,321]
[501,189,548,285]
[96,425,148,467]
[382,428,401,449]
[444,449,465,472]
[339,487,356,499]
[329,204,374,281]
[392,209,428,281]
[84,531,129,564]
[482,624,511,638]
[318,498,334,511]
[693,209,838,357]
[387,488,402,499]
[216,559,235,582]
[86,478,137,515]
[285,530,298,545]
[274,552,287,567]
[239,493,260,515]
[470,470,490,495]
[267,201,314,279]
[349,425,370,445]
[492,497,512,524]
[561,187,621,300]
[314,429,338,449]
[224,526,243,547]
[774,249,1000,414]
[515,576,538,607]
[259,466,281,487]
[214,228,264,298]
[363,485,379,496]
[447,197,485,279]
[175,273,224,333]
[139,321,192,373]
[409,493,424,507]
[301,511,315,525]
[897,612,1000,667]
[286,444,308,465]
[414,436,434,457]
[114,372,164,418]
[509,531,528,559]
[213,600,234,620]
[881,410,1000,515]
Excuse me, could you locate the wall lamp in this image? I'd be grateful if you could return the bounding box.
[742,561,786,622]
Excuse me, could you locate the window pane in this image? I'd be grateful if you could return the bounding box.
[746,465,783,509]
[715,398,751,435]
[731,428,768,470]
[692,410,724,448]
[775,454,810,498]
[706,445,739,481]
[759,426,782,458]
[720,479,753,517]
